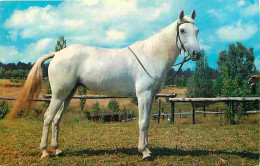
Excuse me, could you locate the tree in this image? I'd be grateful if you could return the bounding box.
[216,42,256,97]
[108,99,119,112]
[0,67,5,78]
[217,42,256,83]
[92,101,101,114]
[55,36,67,52]
[78,86,87,111]
[187,50,215,98]
[213,75,223,96]
[221,68,251,97]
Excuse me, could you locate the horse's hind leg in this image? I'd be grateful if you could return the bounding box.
[40,96,65,158]
[51,86,78,155]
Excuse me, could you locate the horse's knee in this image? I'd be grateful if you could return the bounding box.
[43,115,53,127]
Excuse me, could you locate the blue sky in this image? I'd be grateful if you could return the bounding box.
[0,0,259,70]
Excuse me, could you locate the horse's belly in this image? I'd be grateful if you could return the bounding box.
[78,63,136,96]
[80,76,136,96]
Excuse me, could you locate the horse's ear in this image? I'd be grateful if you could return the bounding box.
[179,10,184,21]
[190,10,196,20]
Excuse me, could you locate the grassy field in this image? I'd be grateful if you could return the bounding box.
[0,79,259,165]
[0,116,259,166]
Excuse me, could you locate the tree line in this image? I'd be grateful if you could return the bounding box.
[186,42,259,98]
[0,62,49,79]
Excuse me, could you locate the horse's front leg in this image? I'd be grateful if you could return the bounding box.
[137,91,153,159]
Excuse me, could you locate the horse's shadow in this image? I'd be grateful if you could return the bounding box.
[64,147,258,160]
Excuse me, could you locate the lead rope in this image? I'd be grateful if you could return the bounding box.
[128,46,190,83]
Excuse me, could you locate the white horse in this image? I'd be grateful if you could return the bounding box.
[8,10,201,160]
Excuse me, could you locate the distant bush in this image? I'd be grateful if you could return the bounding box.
[92,101,101,113]
[131,97,138,106]
[78,86,87,111]
[0,100,9,119]
[108,99,119,112]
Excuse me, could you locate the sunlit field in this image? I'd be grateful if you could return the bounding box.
[0,117,259,165]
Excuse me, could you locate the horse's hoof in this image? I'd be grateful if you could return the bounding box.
[142,149,153,160]
[142,153,153,161]
[41,150,50,159]
[55,149,63,156]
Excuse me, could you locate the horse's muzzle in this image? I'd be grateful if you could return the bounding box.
[191,50,202,61]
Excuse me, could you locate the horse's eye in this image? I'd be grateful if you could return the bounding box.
[180,29,185,34]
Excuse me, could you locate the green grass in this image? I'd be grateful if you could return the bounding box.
[0,114,259,166]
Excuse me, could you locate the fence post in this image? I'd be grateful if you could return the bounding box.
[203,101,206,118]
[179,109,182,118]
[124,110,127,123]
[158,99,161,123]
[162,108,165,120]
[191,102,195,124]
[230,102,235,125]
[170,101,175,123]
[220,109,222,125]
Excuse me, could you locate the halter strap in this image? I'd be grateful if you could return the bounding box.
[128,46,190,83]
[176,20,194,52]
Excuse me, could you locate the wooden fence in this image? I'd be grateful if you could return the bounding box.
[168,97,260,125]
[0,94,177,122]
[1,95,259,125]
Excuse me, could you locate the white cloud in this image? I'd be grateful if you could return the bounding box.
[34,38,52,52]
[83,0,100,6]
[4,0,184,46]
[207,9,226,20]
[241,3,259,16]
[5,5,59,39]
[237,0,246,7]
[0,38,55,63]
[200,44,211,51]
[0,46,20,63]
[105,29,126,41]
[2,0,189,63]
[216,21,258,41]
[199,39,211,51]
[22,38,55,62]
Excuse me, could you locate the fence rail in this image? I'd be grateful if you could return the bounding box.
[169,97,260,102]
[168,97,260,125]
[0,93,177,101]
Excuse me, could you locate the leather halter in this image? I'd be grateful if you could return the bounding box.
[176,20,194,53]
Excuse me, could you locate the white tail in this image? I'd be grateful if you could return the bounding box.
[7,52,55,119]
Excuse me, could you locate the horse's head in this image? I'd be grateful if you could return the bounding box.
[176,10,201,61]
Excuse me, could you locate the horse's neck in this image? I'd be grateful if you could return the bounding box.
[138,21,180,73]
[145,21,179,66]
